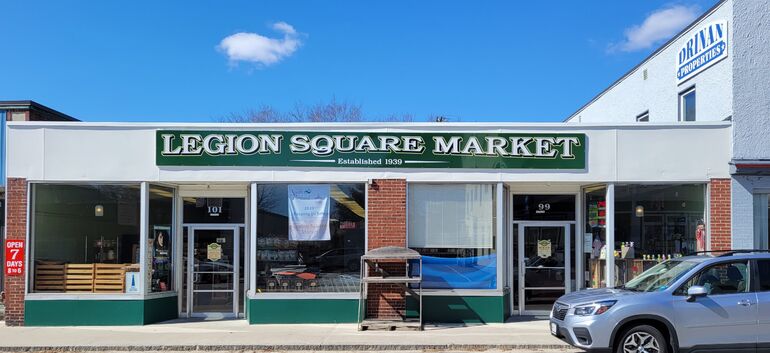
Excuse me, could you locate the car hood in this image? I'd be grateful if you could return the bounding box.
[556,288,641,306]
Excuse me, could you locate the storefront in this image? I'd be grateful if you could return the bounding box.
[3,121,732,326]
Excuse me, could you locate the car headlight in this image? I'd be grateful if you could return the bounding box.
[573,300,617,316]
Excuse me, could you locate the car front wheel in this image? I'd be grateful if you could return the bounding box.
[616,324,667,353]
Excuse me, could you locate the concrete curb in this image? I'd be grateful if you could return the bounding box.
[0,344,573,352]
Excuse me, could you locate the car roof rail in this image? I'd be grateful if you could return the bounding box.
[718,249,770,257]
[685,250,728,256]
[685,250,770,257]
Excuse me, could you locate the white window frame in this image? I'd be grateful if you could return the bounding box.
[25,181,179,301]
[406,182,504,296]
[679,86,697,122]
[248,181,366,300]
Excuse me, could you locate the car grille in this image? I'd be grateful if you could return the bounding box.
[552,302,568,320]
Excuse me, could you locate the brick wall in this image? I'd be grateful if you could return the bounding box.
[4,178,27,326]
[366,179,407,320]
[709,178,731,251]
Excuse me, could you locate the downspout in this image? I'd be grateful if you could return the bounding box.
[1,109,6,297]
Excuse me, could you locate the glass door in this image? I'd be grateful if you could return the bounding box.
[188,227,239,318]
[518,224,570,315]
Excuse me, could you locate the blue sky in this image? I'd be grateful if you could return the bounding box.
[0,0,718,123]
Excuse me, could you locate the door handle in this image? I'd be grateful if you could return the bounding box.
[738,299,753,307]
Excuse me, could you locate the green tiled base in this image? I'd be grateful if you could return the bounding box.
[247,298,358,324]
[25,295,178,326]
[407,294,507,323]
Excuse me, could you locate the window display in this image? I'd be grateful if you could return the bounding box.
[256,183,365,293]
[30,184,141,293]
[408,184,497,289]
[149,185,174,292]
[584,186,607,288]
[585,184,706,288]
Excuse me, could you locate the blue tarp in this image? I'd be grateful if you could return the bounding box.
[411,254,497,289]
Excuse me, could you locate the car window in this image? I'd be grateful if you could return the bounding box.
[676,260,750,296]
[758,260,770,292]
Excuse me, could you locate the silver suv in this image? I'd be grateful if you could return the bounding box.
[550,251,770,353]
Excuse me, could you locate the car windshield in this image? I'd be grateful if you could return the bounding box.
[622,260,699,292]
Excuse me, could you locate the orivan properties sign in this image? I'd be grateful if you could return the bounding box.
[676,20,728,84]
[156,130,586,169]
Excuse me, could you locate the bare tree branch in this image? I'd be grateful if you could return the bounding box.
[221,98,418,123]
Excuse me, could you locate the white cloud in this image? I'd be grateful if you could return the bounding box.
[610,5,700,52]
[218,22,302,66]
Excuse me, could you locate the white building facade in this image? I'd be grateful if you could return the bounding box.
[566,0,770,251]
[4,121,731,326]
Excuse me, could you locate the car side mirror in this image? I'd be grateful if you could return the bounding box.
[686,285,708,302]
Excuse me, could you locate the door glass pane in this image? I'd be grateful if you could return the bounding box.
[525,289,564,311]
[181,226,188,314]
[525,268,565,288]
[192,229,235,313]
[512,223,518,311]
[524,227,565,268]
[193,292,234,313]
[193,230,235,268]
[194,273,234,290]
[239,227,245,314]
[522,226,566,312]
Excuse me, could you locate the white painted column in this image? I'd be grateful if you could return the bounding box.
[139,182,149,296]
[605,184,615,288]
[496,182,504,292]
[575,191,583,290]
[249,182,258,295]
[174,187,184,315]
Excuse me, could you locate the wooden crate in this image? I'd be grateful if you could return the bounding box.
[65,264,95,292]
[93,264,126,293]
[34,263,65,292]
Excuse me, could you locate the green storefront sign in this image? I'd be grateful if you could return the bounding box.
[156,130,586,169]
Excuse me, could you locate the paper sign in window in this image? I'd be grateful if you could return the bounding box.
[288,184,331,241]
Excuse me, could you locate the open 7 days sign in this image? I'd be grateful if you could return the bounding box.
[156,130,586,169]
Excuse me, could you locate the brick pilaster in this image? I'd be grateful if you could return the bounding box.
[709,178,731,251]
[366,179,407,320]
[4,178,27,326]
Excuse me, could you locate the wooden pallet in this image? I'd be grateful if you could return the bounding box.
[359,319,422,331]
[65,264,95,292]
[34,263,65,292]
[93,264,126,293]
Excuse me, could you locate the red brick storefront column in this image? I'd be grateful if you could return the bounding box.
[709,178,732,251]
[4,178,27,326]
[366,179,407,319]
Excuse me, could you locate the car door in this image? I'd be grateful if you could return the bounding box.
[672,260,758,351]
[755,259,770,353]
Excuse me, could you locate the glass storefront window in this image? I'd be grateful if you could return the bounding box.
[149,185,174,292]
[584,184,706,288]
[584,186,607,288]
[408,184,497,290]
[256,183,365,293]
[30,184,141,293]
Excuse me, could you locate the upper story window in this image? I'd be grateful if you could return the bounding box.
[679,87,696,122]
[636,111,650,122]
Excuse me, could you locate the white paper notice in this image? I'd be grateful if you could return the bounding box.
[288,184,331,241]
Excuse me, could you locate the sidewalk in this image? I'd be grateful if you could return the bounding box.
[0,318,573,352]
